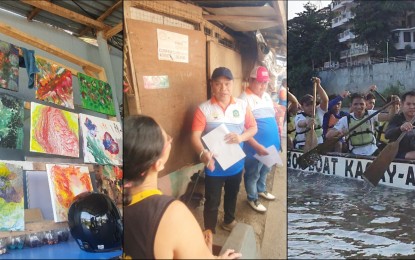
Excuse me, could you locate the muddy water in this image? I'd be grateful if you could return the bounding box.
[288,169,415,258]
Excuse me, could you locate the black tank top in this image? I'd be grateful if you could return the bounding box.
[124,194,175,259]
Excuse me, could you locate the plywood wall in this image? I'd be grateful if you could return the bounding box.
[125,18,207,176]
[207,41,243,97]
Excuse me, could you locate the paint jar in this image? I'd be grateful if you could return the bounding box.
[7,235,25,250]
[0,238,7,255]
[25,232,43,248]
[56,227,70,242]
[42,230,59,245]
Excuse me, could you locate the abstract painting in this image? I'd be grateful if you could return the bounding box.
[35,57,74,109]
[0,162,24,231]
[30,102,79,157]
[94,165,123,205]
[0,40,19,91]
[78,72,115,116]
[26,171,54,221]
[0,94,24,149]
[46,164,93,222]
[79,114,122,165]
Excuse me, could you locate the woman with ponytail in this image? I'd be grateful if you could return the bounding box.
[123,115,241,259]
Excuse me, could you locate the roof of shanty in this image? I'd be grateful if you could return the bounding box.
[186,0,287,55]
[0,0,123,50]
[0,1,286,54]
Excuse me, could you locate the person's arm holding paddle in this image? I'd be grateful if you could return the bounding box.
[325,116,347,139]
[378,95,399,122]
[384,91,415,160]
[315,77,329,112]
[287,90,300,115]
[384,115,410,141]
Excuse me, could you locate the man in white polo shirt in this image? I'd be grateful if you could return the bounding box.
[239,66,280,212]
[191,67,257,233]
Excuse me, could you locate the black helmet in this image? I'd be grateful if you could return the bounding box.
[68,192,123,252]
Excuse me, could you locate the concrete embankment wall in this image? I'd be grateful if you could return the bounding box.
[318,61,415,95]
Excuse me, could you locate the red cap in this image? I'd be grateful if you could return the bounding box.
[250,66,269,82]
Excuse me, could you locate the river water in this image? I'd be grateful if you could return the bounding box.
[288,169,415,259]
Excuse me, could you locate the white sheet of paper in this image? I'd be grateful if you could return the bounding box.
[254,145,282,168]
[202,124,246,170]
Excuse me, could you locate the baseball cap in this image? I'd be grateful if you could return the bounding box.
[211,67,233,80]
[250,66,269,82]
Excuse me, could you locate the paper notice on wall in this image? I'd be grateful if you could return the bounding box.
[143,75,169,89]
[157,29,189,63]
[201,124,246,170]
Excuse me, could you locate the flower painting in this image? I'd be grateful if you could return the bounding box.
[78,72,116,116]
[79,114,122,166]
[30,102,79,157]
[35,57,74,109]
[0,40,19,91]
[46,164,93,222]
[0,93,24,149]
[0,162,24,231]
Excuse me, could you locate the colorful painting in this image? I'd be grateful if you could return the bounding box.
[46,164,93,222]
[35,57,74,109]
[78,72,115,116]
[30,102,79,157]
[0,40,19,91]
[94,165,123,205]
[79,114,122,165]
[0,162,24,231]
[0,94,24,149]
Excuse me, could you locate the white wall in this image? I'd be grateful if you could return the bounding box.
[319,61,415,96]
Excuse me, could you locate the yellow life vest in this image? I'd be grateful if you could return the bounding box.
[346,113,375,147]
[287,115,296,140]
[296,112,323,138]
[375,121,389,145]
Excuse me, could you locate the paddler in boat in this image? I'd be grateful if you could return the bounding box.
[287,89,300,150]
[293,77,329,150]
[375,95,401,152]
[385,90,415,160]
[322,90,350,153]
[326,92,399,156]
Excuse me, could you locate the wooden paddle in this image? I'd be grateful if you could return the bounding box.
[372,89,387,103]
[297,100,396,169]
[363,116,415,187]
[303,78,318,152]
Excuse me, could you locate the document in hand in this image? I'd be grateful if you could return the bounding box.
[201,124,246,170]
[253,145,282,168]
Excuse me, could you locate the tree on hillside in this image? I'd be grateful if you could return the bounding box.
[288,3,344,97]
[352,1,415,57]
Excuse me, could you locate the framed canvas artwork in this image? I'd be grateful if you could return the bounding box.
[77,72,116,116]
[79,114,122,165]
[35,57,74,109]
[0,162,24,231]
[0,40,19,91]
[46,164,93,222]
[0,93,24,149]
[30,102,79,157]
[94,165,123,205]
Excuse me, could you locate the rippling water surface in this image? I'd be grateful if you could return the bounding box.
[288,169,415,259]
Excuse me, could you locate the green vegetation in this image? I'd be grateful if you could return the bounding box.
[382,80,406,99]
[288,3,344,97]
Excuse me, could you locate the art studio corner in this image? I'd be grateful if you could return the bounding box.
[0,1,123,259]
